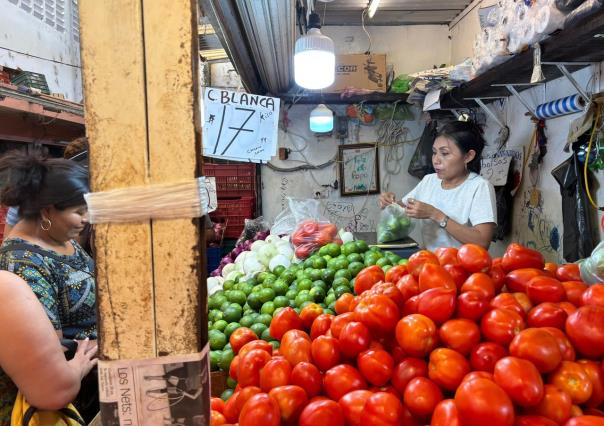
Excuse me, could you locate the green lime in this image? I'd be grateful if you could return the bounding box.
[348,261,365,277]
[376,257,392,268]
[298,278,313,291]
[220,301,231,312]
[250,322,268,337]
[273,295,289,309]
[296,270,307,281]
[355,240,369,253]
[208,309,223,322]
[270,341,280,350]
[260,301,276,315]
[227,290,247,306]
[300,301,313,309]
[256,313,273,327]
[309,269,324,282]
[319,303,327,309]
[263,276,277,288]
[288,264,300,274]
[258,288,276,304]
[285,289,298,300]
[309,286,326,302]
[347,253,363,263]
[209,329,227,350]
[271,279,289,296]
[221,389,234,401]
[261,328,274,341]
[324,308,336,316]
[341,241,359,256]
[364,252,380,267]
[334,285,352,298]
[322,268,336,284]
[382,265,393,273]
[289,282,299,292]
[303,257,315,269]
[322,255,333,262]
[274,307,286,317]
[256,271,269,283]
[318,245,329,256]
[209,294,227,310]
[223,322,240,338]
[385,252,401,264]
[311,256,327,269]
[273,265,286,276]
[247,292,263,311]
[240,283,254,296]
[213,319,228,332]
[398,258,409,265]
[325,243,341,257]
[295,291,312,308]
[210,350,221,371]
[239,315,254,328]
[335,269,353,281]
[334,258,349,270]
[312,280,328,291]
[223,280,235,291]
[226,377,237,389]
[223,305,243,323]
[332,277,350,288]
[281,271,296,284]
[218,348,234,371]
[325,293,336,305]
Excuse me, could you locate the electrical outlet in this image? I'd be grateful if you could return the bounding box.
[314,189,329,199]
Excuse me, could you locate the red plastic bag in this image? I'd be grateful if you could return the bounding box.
[291,220,340,259]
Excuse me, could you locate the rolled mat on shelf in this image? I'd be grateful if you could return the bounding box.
[535,94,586,119]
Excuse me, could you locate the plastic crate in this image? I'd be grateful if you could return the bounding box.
[11,71,50,94]
[210,197,255,239]
[205,163,256,198]
[206,247,221,274]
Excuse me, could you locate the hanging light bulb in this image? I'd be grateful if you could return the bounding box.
[294,12,335,90]
[367,0,381,18]
[309,104,333,133]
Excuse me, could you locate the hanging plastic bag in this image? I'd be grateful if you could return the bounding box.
[578,241,604,284]
[270,198,323,236]
[235,216,270,246]
[291,220,341,259]
[377,203,414,243]
[408,120,437,179]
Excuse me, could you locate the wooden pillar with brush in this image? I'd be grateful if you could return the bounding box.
[79,0,205,376]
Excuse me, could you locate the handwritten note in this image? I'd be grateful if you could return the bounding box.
[202,88,280,162]
[341,145,379,195]
[480,155,512,186]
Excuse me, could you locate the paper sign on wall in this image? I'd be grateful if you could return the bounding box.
[480,155,512,186]
[202,88,280,162]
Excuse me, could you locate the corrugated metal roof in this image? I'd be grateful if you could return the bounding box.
[318,0,472,25]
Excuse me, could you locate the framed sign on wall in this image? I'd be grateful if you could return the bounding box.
[339,143,380,196]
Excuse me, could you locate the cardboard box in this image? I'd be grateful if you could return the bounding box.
[326,53,387,93]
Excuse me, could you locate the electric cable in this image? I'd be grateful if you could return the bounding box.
[361,8,372,54]
[584,104,604,210]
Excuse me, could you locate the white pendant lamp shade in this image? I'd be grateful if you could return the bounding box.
[294,28,335,90]
[310,104,333,133]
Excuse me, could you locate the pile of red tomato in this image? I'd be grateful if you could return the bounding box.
[290,220,340,259]
[210,243,604,426]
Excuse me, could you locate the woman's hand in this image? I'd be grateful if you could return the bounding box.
[404,198,444,221]
[69,338,98,380]
[379,192,397,209]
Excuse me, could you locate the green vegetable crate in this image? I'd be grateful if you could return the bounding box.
[11,71,50,94]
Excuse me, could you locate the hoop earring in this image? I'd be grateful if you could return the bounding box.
[40,218,52,231]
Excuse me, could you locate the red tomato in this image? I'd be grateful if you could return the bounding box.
[527,302,568,329]
[566,305,604,358]
[502,243,545,272]
[372,282,406,312]
[565,417,604,426]
[435,247,460,266]
[404,377,443,417]
[229,327,258,354]
[462,371,495,383]
[462,273,496,299]
[470,342,509,373]
[357,349,394,387]
[211,397,226,413]
[290,362,322,398]
[494,356,544,407]
[338,390,373,426]
[455,377,515,426]
[353,294,400,336]
[300,303,324,330]
[445,264,471,291]
[491,293,526,318]
[506,268,546,293]
[238,392,282,426]
[513,415,557,426]
[457,290,490,321]
[489,264,507,293]
[582,284,604,307]
[259,357,292,392]
[428,348,471,391]
[238,340,273,360]
[408,250,440,277]
[229,355,240,380]
[439,318,481,355]
[338,321,371,358]
[223,386,262,423]
[391,344,406,364]
[430,399,460,426]
[311,335,341,372]
[330,312,355,339]
[417,287,457,324]
[299,399,345,426]
[268,385,308,424]
[270,307,303,341]
[395,314,438,357]
[210,410,226,426]
[509,328,562,373]
[310,313,334,340]
[544,262,558,275]
[481,308,526,346]
[238,349,272,387]
[396,274,420,301]
[541,327,576,361]
[548,361,593,405]
[419,263,457,292]
[334,293,354,315]
[361,391,405,426]
[402,295,420,316]
[563,281,588,306]
[578,360,604,408]
[559,301,578,316]
[556,264,581,282]
[280,331,312,367]
[458,243,492,273]
[354,265,385,295]
[391,357,429,395]
[525,384,572,424]
[572,404,584,417]
[323,364,367,401]
[526,276,566,304]
[385,264,409,284]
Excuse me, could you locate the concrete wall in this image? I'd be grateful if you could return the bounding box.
[0,0,82,101]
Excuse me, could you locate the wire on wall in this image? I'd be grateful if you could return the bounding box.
[0,45,81,68]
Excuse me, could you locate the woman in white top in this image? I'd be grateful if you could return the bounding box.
[379,120,497,251]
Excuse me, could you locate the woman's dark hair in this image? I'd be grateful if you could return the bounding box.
[437,121,486,173]
[0,151,89,219]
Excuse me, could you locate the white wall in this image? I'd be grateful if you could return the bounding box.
[0,0,82,101]
[449,0,498,64]
[323,25,451,75]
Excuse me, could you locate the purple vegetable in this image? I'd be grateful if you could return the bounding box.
[210,269,220,277]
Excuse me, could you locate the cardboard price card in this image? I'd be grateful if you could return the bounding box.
[202,88,280,163]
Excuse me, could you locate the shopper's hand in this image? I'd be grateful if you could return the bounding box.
[69,338,98,379]
[379,192,397,209]
[404,198,442,221]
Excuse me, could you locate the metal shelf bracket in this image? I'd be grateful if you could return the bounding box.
[492,83,541,118]
[465,97,507,130]
[541,62,597,101]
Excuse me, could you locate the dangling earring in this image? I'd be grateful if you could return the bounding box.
[40,218,52,231]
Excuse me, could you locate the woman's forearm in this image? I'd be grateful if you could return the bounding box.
[431,210,494,249]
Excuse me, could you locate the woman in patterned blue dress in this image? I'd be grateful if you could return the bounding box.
[0,151,96,424]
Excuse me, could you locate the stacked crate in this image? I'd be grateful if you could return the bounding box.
[11,71,50,95]
[205,163,257,239]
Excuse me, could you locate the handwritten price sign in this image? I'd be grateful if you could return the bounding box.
[202,88,280,162]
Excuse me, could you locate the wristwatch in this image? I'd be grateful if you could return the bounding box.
[439,215,449,229]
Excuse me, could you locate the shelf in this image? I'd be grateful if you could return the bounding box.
[441,7,604,108]
[279,92,409,105]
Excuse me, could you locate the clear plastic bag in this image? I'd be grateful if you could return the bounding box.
[270,198,323,236]
[291,220,340,259]
[377,203,414,243]
[579,241,604,284]
[236,216,270,245]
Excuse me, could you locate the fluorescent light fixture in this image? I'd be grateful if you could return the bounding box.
[294,13,335,90]
[368,0,381,18]
[310,104,333,133]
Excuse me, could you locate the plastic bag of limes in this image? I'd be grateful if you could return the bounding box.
[377,203,414,243]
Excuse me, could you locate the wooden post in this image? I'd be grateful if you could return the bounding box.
[79,0,204,363]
